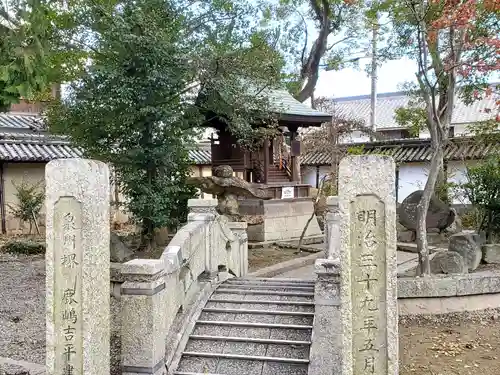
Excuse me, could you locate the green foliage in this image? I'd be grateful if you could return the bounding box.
[321,177,337,197]
[7,180,44,234]
[2,239,45,255]
[460,155,500,243]
[0,0,53,110]
[394,106,427,137]
[347,144,365,155]
[47,0,285,244]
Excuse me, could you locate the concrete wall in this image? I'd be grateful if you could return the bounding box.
[239,198,322,242]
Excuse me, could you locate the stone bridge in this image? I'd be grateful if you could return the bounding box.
[117,199,322,375]
[46,156,398,375]
[116,156,399,375]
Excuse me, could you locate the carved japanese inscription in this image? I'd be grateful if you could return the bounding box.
[53,197,83,375]
[350,194,387,375]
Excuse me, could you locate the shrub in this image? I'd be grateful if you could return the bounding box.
[2,240,45,255]
[7,180,44,234]
[460,155,500,242]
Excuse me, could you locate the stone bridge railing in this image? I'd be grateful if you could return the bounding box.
[118,199,248,375]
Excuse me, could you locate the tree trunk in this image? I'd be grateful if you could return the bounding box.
[297,176,325,253]
[434,161,448,202]
[416,137,444,275]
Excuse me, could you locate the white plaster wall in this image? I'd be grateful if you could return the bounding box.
[398,160,481,204]
[418,129,431,139]
[397,163,428,203]
[301,166,331,188]
[447,160,480,204]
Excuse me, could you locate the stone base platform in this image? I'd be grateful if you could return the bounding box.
[239,198,322,242]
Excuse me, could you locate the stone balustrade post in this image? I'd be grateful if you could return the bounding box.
[309,258,342,375]
[325,196,341,259]
[121,259,167,375]
[187,199,218,278]
[227,222,248,277]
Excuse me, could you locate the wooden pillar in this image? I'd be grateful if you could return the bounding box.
[263,139,269,184]
[316,165,320,188]
[289,129,299,182]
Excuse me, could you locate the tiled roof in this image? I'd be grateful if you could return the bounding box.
[332,89,498,130]
[188,149,211,165]
[0,139,83,161]
[0,114,212,164]
[265,89,331,121]
[0,113,45,130]
[301,137,500,165]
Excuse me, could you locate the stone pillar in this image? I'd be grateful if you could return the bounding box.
[228,222,248,277]
[308,258,342,375]
[45,159,110,375]
[338,155,398,375]
[121,259,167,375]
[325,196,341,259]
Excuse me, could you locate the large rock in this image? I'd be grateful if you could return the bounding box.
[430,250,468,274]
[445,209,463,234]
[448,231,482,271]
[399,190,455,231]
[398,230,415,243]
[110,232,134,263]
[482,244,500,264]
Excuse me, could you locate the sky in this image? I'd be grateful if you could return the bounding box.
[314,56,418,99]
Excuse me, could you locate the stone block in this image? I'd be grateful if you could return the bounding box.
[427,232,447,246]
[338,155,398,375]
[121,260,167,375]
[482,244,500,264]
[309,259,342,375]
[398,276,458,298]
[449,231,482,271]
[397,230,415,243]
[45,159,110,375]
[430,250,468,274]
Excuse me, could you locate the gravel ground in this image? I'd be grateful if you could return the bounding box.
[0,252,122,374]
[0,252,45,364]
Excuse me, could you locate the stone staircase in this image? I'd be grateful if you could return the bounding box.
[173,277,315,375]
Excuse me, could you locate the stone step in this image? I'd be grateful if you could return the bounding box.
[224,279,315,288]
[188,335,312,346]
[175,358,308,375]
[183,352,309,363]
[215,289,314,297]
[185,339,310,359]
[237,277,315,285]
[196,321,313,330]
[205,299,314,314]
[192,322,312,342]
[213,293,313,303]
[202,308,314,317]
[220,283,314,292]
[199,310,313,326]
